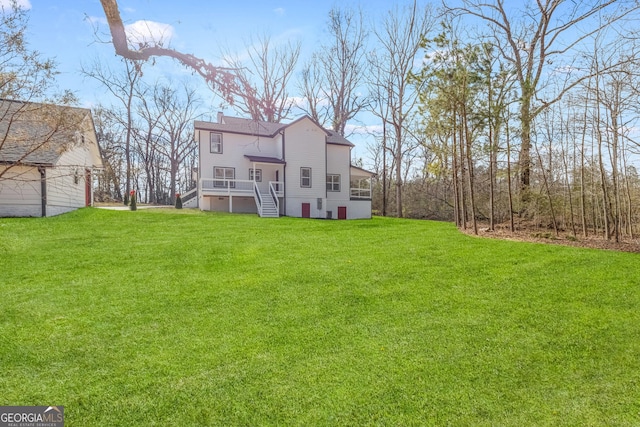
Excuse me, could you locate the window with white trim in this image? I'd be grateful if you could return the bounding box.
[249,168,262,182]
[300,167,311,188]
[210,132,222,153]
[214,166,235,188]
[326,174,340,192]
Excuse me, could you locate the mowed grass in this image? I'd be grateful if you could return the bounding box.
[1,208,639,426]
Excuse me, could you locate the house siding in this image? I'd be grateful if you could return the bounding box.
[326,144,350,202]
[194,115,372,219]
[284,118,327,218]
[0,111,102,217]
[46,144,93,216]
[197,126,284,212]
[198,129,282,178]
[0,165,42,217]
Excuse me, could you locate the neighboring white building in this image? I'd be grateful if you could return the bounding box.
[0,100,103,217]
[191,114,374,219]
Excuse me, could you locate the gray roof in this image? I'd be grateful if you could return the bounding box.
[195,116,286,137]
[195,114,355,147]
[326,129,354,147]
[0,99,92,166]
[245,155,286,164]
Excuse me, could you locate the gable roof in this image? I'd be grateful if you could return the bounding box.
[0,99,96,166]
[351,164,376,177]
[195,114,355,147]
[195,116,286,138]
[326,129,354,147]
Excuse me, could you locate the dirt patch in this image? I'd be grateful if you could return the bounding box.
[459,220,640,253]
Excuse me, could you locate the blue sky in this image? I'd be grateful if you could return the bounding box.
[19,0,393,160]
[23,0,376,105]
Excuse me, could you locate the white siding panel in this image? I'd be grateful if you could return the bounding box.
[198,128,282,181]
[324,200,371,219]
[47,147,90,216]
[0,166,42,217]
[284,118,327,217]
[326,144,350,202]
[348,201,372,219]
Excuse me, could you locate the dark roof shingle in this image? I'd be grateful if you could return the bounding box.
[0,99,91,166]
[195,114,355,147]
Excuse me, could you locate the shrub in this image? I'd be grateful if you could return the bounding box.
[129,190,137,211]
[175,193,182,209]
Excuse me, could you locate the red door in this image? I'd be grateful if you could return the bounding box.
[338,206,347,220]
[302,203,310,218]
[85,169,92,206]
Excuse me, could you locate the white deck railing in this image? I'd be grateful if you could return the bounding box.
[200,178,254,194]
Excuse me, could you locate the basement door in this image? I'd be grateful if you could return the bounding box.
[338,206,347,220]
[302,203,310,218]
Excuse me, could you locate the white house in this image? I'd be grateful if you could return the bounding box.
[190,114,374,219]
[0,100,103,217]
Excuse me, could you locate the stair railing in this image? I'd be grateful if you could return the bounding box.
[253,181,263,216]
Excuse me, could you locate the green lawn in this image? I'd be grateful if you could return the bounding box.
[1,208,639,426]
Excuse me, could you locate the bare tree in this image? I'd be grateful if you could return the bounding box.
[99,0,240,103]
[147,82,201,203]
[368,1,435,217]
[82,58,143,204]
[0,2,78,180]
[92,106,124,201]
[222,34,300,123]
[446,0,640,199]
[299,6,369,136]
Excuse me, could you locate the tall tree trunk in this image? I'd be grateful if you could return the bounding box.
[395,130,403,218]
[519,87,533,199]
[534,139,559,236]
[463,103,477,235]
[609,105,620,242]
[579,89,589,238]
[382,138,387,217]
[621,144,634,239]
[457,112,467,229]
[506,120,515,232]
[487,75,496,231]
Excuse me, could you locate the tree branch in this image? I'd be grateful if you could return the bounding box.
[99,0,239,102]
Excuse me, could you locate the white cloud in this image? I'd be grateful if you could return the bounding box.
[274,7,285,16]
[125,20,174,47]
[0,0,31,10]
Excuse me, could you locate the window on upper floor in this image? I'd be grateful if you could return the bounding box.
[210,132,222,154]
[249,168,262,182]
[300,167,312,188]
[326,174,340,192]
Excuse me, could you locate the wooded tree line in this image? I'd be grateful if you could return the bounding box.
[85,58,201,205]
[5,0,636,240]
[384,0,640,243]
[94,0,640,241]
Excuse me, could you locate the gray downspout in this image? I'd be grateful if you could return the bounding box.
[38,166,46,217]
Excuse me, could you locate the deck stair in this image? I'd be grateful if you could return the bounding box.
[254,182,280,218]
